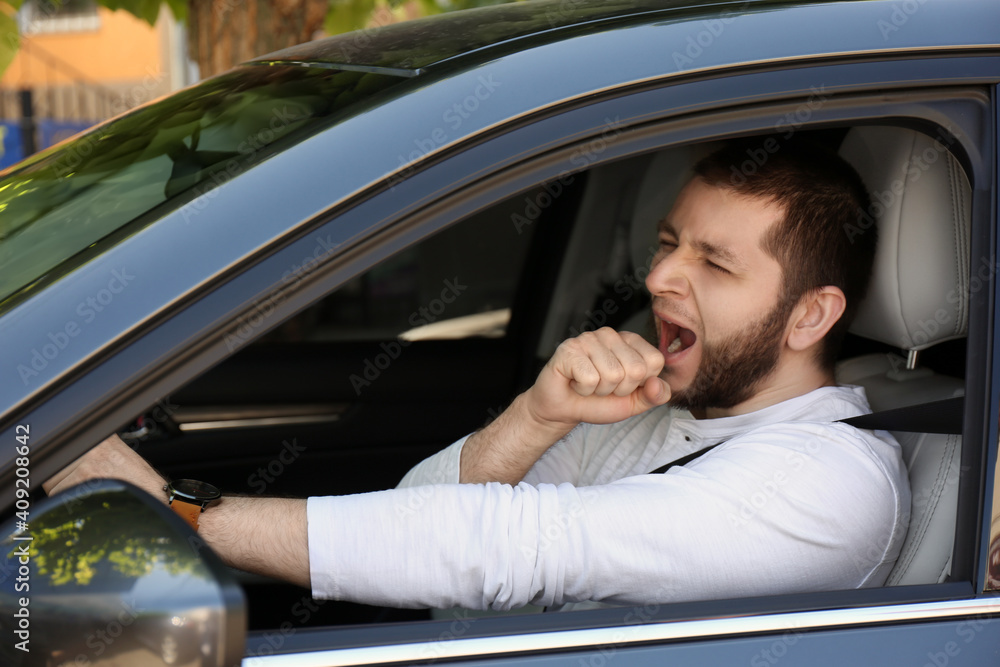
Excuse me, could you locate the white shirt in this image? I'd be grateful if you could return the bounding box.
[307,385,910,610]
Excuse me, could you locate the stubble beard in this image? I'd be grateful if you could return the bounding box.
[663,293,795,412]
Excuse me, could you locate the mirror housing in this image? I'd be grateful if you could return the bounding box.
[0,479,245,666]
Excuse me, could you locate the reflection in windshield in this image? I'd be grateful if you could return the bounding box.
[0,64,406,313]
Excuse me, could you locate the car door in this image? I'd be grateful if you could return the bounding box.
[222,60,1000,664]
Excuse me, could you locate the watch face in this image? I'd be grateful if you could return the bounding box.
[171,479,222,502]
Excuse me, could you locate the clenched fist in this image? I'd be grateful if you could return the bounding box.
[525,327,670,429]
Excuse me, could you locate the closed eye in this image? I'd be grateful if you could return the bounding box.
[706,260,730,274]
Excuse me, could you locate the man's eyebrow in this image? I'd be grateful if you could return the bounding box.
[693,239,747,271]
[656,218,747,270]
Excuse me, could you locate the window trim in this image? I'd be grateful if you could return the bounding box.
[246,596,1000,666]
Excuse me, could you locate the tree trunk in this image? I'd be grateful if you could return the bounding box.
[188,0,328,78]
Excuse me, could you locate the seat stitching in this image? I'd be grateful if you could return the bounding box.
[892,434,958,583]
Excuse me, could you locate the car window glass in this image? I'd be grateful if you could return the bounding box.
[0,64,407,314]
[262,187,540,343]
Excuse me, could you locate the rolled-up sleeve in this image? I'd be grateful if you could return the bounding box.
[306,422,907,610]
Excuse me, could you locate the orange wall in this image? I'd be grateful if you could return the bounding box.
[2,7,164,87]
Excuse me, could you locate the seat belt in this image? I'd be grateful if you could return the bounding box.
[838,396,964,434]
[651,395,964,475]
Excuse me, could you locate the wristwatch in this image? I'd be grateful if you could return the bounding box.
[164,479,221,531]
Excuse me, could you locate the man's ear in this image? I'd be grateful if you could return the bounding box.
[786,286,847,352]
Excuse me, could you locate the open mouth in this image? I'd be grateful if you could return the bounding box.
[660,318,697,356]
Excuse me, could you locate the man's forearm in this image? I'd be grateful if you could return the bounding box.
[460,329,668,485]
[43,435,313,590]
[459,392,576,485]
[199,495,311,589]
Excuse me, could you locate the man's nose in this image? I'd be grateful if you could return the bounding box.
[645,249,691,298]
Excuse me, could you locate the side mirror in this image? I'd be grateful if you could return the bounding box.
[0,479,245,666]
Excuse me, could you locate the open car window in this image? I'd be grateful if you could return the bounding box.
[143,119,977,633]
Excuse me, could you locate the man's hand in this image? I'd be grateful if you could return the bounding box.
[44,433,311,590]
[460,328,670,485]
[43,434,167,500]
[526,327,670,429]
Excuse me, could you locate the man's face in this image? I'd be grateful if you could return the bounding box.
[645,178,792,414]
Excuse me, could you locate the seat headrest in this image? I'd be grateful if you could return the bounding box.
[839,127,971,351]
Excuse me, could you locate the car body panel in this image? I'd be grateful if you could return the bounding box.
[1,0,999,665]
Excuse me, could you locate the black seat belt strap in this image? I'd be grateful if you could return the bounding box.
[650,442,723,474]
[650,396,963,475]
[838,396,964,434]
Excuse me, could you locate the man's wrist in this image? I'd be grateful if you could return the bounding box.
[516,390,579,442]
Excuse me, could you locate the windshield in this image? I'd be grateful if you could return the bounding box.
[0,64,407,313]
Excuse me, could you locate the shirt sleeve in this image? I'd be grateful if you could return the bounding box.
[396,435,469,488]
[307,422,906,610]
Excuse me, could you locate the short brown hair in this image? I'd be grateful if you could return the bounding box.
[693,137,875,368]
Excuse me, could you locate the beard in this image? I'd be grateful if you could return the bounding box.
[658,292,796,412]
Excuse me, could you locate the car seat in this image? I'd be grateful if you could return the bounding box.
[837,125,969,586]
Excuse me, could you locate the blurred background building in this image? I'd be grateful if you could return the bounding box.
[1,1,186,168]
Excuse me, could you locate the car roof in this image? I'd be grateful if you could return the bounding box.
[249,0,999,75]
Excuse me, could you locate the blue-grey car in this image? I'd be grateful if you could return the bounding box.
[1,0,1000,664]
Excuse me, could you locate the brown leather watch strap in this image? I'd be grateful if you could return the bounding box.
[169,499,204,531]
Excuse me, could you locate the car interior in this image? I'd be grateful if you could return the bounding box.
[125,121,972,631]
